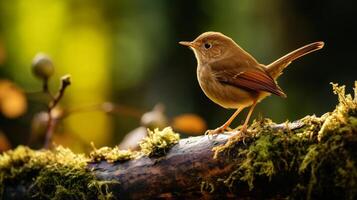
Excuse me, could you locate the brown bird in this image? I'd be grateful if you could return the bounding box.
[179,32,324,139]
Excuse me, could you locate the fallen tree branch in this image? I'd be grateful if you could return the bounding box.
[89,121,305,199]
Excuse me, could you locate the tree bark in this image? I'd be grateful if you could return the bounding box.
[88,121,304,199]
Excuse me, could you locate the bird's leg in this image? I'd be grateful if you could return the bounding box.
[205,107,243,135]
[229,100,257,142]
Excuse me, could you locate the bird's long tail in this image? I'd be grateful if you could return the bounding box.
[266,41,324,79]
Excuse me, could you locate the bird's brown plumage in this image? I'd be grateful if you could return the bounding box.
[266,41,325,79]
[210,57,287,98]
[179,31,324,136]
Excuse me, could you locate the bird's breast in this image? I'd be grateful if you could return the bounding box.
[197,65,258,109]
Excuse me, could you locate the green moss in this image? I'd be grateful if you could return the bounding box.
[0,146,117,199]
[0,127,180,198]
[317,83,357,140]
[89,143,138,163]
[294,82,357,199]
[215,82,357,199]
[89,127,179,162]
[139,127,180,157]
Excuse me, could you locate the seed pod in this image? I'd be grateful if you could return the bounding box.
[31,53,54,80]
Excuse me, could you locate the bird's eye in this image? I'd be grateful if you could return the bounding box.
[204,43,212,49]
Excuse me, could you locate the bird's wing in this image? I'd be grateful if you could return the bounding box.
[210,59,287,97]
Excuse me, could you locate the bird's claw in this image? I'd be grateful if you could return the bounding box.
[205,126,232,136]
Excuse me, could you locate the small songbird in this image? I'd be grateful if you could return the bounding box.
[179,32,324,139]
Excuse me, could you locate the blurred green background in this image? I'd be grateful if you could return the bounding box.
[0,0,356,152]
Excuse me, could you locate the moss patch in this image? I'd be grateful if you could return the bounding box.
[89,143,138,163]
[214,81,357,199]
[89,127,180,161]
[0,146,117,199]
[0,127,180,199]
[139,127,180,157]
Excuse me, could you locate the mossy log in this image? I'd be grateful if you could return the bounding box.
[1,82,357,200]
[89,121,304,199]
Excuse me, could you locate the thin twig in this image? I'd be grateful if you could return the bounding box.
[44,115,57,149]
[42,78,54,100]
[44,75,71,148]
[48,75,71,110]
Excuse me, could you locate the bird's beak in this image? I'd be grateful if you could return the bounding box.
[179,41,197,49]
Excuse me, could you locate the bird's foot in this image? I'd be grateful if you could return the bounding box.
[205,126,232,136]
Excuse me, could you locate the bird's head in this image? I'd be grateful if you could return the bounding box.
[179,31,236,64]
